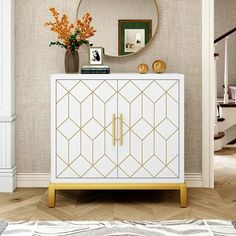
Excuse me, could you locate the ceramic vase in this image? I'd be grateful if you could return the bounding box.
[65,50,79,73]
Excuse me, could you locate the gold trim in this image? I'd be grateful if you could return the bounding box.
[180,184,187,208]
[112,114,116,146]
[48,183,187,208]
[56,80,180,179]
[120,114,123,146]
[48,183,56,208]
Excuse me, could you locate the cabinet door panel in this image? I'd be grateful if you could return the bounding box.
[56,80,118,179]
[118,80,180,179]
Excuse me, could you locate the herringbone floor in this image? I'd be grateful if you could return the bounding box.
[0,149,235,221]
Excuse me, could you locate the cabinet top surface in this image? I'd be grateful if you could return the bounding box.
[51,73,184,80]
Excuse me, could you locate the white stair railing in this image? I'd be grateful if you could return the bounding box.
[214,52,219,135]
[224,37,229,104]
[214,27,236,105]
[214,27,236,149]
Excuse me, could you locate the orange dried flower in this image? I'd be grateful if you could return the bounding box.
[45,8,74,47]
[45,8,96,51]
[77,13,96,41]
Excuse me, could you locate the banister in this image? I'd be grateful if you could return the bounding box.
[223,38,229,104]
[214,27,236,44]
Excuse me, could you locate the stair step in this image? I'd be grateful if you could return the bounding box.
[227,138,236,145]
[219,104,236,107]
[217,97,236,107]
[218,102,236,107]
[217,117,225,122]
[214,132,225,140]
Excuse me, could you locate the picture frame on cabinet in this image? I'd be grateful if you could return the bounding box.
[89,47,104,65]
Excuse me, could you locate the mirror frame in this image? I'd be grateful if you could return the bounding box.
[76,0,159,58]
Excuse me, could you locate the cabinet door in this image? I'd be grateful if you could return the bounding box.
[118,80,180,179]
[55,80,118,179]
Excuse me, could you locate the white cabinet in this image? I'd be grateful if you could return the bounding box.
[50,74,186,207]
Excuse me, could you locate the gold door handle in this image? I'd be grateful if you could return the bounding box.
[120,114,123,146]
[112,114,116,146]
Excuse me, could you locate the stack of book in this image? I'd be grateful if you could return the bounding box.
[81,65,110,74]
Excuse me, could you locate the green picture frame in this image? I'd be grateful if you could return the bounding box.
[118,19,152,56]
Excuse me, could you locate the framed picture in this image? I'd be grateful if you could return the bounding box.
[89,47,104,65]
[118,20,152,56]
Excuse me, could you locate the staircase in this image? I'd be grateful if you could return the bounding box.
[214,27,236,151]
[215,100,236,151]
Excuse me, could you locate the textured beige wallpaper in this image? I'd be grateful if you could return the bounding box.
[215,0,236,97]
[15,0,202,173]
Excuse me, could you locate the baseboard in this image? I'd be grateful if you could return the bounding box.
[16,173,203,188]
[0,165,17,192]
[0,118,16,192]
[17,173,51,188]
[184,173,203,187]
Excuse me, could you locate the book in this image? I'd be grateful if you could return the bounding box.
[82,65,109,69]
[81,68,110,74]
[81,68,110,71]
[81,70,110,74]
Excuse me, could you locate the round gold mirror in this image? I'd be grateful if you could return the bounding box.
[77,0,159,57]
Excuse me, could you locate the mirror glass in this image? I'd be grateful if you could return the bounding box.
[77,0,158,57]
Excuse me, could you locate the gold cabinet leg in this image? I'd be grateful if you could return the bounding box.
[48,183,56,208]
[180,183,187,208]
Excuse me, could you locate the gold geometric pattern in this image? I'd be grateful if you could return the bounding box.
[56,80,117,179]
[117,80,179,179]
[55,79,179,180]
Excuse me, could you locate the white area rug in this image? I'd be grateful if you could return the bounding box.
[0,220,236,236]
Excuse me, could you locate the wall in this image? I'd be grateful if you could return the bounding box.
[15,0,202,174]
[215,0,236,97]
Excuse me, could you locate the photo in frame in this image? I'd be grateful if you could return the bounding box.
[89,47,104,65]
[118,20,152,56]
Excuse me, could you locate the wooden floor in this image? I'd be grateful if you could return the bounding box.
[0,148,236,221]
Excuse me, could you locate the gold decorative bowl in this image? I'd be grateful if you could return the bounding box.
[138,64,148,74]
[152,60,166,73]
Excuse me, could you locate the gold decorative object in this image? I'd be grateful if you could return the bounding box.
[112,114,116,146]
[152,60,166,73]
[119,114,123,146]
[138,64,148,74]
